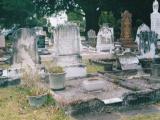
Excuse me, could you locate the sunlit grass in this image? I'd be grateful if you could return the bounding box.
[83,60,104,73]
[121,113,160,120]
[0,87,71,120]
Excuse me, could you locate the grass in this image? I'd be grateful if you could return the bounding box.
[121,114,160,120]
[0,86,71,120]
[84,60,104,73]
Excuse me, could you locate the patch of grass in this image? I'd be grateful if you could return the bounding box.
[121,113,160,120]
[0,86,71,120]
[83,60,104,73]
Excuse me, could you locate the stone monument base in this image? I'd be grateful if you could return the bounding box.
[55,55,87,79]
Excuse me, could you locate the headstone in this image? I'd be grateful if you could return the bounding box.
[87,29,97,47]
[37,35,45,48]
[138,31,158,58]
[0,34,5,48]
[13,28,39,69]
[96,25,114,53]
[120,10,133,48]
[136,24,150,50]
[151,0,160,38]
[54,23,87,78]
[54,23,80,56]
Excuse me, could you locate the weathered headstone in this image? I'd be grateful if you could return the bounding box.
[136,24,150,50]
[13,28,39,69]
[151,0,160,38]
[0,34,5,48]
[87,29,97,47]
[54,23,80,56]
[120,10,133,48]
[138,31,158,58]
[54,23,86,78]
[96,25,114,53]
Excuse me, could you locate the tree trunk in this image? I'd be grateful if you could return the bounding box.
[85,8,101,35]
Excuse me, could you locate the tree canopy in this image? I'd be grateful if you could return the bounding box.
[0,0,157,34]
[34,0,155,33]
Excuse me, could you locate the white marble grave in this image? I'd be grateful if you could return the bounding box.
[54,23,87,78]
[136,24,150,50]
[96,25,114,53]
[151,0,160,38]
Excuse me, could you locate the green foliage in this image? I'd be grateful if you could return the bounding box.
[99,11,116,27]
[67,11,85,32]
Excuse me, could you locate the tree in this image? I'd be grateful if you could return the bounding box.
[34,0,157,34]
[0,0,47,28]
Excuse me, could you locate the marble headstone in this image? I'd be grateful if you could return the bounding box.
[54,23,87,78]
[54,23,80,56]
[96,25,114,53]
[136,24,150,50]
[138,31,158,58]
[151,0,160,38]
[120,10,133,48]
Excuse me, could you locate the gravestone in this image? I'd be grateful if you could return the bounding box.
[13,28,39,69]
[136,24,150,51]
[96,25,114,53]
[138,31,158,58]
[54,23,80,56]
[151,0,160,38]
[120,10,133,48]
[0,34,5,48]
[54,23,86,78]
[87,29,97,47]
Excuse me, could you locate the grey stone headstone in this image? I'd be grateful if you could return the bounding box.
[0,35,5,48]
[54,23,80,56]
[96,25,114,53]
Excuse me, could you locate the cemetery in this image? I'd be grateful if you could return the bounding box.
[1,0,160,120]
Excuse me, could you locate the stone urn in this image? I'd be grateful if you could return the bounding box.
[49,73,66,91]
[28,93,48,107]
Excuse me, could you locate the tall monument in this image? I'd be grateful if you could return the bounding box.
[120,10,133,48]
[151,0,160,38]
